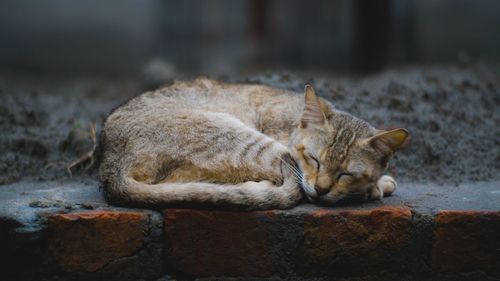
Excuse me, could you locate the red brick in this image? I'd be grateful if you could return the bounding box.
[164,209,274,277]
[44,210,148,273]
[432,211,500,277]
[296,206,413,276]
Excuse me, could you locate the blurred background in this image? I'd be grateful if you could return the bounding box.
[0,0,499,76]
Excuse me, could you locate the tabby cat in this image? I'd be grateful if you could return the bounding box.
[99,78,408,210]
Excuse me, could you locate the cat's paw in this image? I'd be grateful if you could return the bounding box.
[367,184,383,201]
[377,175,397,197]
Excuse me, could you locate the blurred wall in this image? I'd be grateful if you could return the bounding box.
[0,0,160,74]
[415,0,500,62]
[0,0,499,75]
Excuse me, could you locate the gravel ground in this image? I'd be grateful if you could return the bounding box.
[0,64,498,186]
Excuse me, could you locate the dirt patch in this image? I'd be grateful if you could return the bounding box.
[0,76,138,184]
[0,64,498,186]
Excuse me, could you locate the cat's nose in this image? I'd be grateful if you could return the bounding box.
[314,185,329,196]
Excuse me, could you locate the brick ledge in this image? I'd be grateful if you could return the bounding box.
[2,206,499,280]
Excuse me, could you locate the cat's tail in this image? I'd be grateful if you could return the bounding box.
[103,159,303,210]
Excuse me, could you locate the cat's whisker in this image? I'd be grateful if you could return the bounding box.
[278,157,302,180]
[274,154,302,180]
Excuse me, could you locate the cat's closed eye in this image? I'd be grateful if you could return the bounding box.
[336,172,353,181]
[308,154,320,171]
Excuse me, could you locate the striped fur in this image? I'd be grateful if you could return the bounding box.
[99,78,408,210]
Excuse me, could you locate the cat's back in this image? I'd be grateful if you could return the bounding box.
[108,78,295,127]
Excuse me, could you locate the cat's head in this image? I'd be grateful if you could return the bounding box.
[289,85,408,203]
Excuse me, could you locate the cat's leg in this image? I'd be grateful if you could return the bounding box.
[367,175,397,200]
[120,111,303,210]
[165,111,296,185]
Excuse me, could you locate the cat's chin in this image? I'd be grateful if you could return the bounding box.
[300,180,361,205]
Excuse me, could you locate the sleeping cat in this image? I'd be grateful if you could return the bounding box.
[99,78,408,210]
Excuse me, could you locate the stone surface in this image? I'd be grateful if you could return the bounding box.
[1,180,500,280]
[432,211,500,278]
[1,180,498,234]
[382,181,500,214]
[296,206,414,277]
[0,180,107,231]
[164,209,274,278]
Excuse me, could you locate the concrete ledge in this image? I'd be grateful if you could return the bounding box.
[1,180,499,280]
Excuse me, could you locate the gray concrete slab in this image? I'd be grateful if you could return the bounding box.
[0,179,107,231]
[1,179,499,231]
[280,181,500,216]
[385,181,500,213]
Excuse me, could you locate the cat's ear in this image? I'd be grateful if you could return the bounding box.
[369,128,409,153]
[300,85,326,128]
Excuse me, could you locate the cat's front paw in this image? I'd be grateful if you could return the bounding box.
[367,175,397,201]
[377,175,397,197]
[367,183,383,201]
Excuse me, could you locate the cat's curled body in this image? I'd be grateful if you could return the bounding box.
[100,78,408,210]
